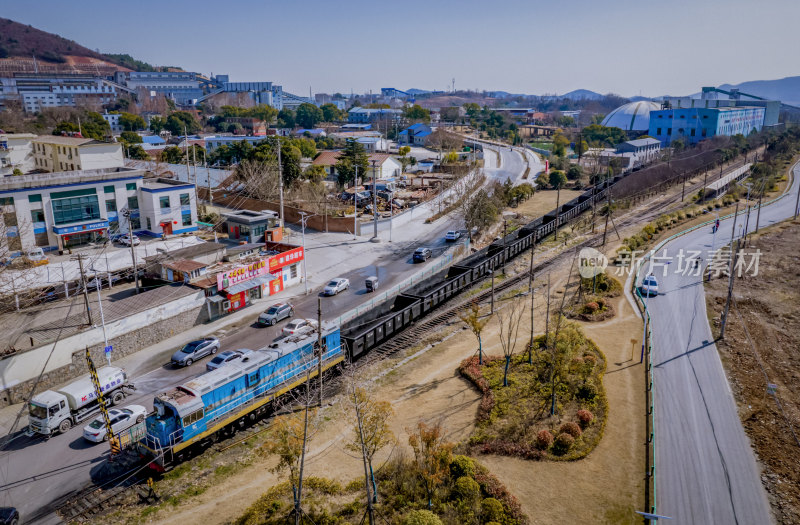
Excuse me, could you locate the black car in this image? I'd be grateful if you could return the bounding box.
[0,507,18,525]
[413,247,432,263]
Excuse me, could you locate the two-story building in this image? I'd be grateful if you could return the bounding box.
[0,167,198,254]
[311,151,403,184]
[398,123,433,146]
[348,107,403,124]
[31,136,124,173]
[615,137,662,165]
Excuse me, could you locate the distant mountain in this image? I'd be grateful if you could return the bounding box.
[718,76,800,106]
[559,89,604,100]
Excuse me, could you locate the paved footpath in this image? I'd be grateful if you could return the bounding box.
[638,161,800,524]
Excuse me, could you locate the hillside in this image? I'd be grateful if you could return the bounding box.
[0,18,164,75]
[718,76,800,106]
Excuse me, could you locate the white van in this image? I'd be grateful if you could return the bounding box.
[26,247,46,262]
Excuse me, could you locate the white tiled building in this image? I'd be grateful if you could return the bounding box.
[0,167,198,254]
[0,133,36,176]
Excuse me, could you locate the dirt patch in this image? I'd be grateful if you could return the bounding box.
[514,189,584,219]
[705,219,800,525]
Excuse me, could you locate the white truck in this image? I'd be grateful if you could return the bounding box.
[27,366,135,437]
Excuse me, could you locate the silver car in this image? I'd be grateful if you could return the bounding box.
[323,278,350,296]
[282,319,319,336]
[171,337,220,367]
[206,349,253,371]
[82,405,146,443]
[258,303,294,326]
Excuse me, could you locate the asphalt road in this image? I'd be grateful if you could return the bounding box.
[638,162,799,523]
[0,201,463,525]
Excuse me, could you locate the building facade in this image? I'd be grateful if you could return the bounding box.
[0,74,132,113]
[115,71,205,106]
[398,123,432,145]
[348,108,403,123]
[616,137,662,165]
[0,168,197,254]
[31,136,124,173]
[0,133,36,176]
[649,106,765,145]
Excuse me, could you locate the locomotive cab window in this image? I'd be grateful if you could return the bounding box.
[183,409,204,426]
[247,371,259,387]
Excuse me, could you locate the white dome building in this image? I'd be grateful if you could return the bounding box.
[601,101,661,132]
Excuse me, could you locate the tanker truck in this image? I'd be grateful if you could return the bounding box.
[27,366,135,437]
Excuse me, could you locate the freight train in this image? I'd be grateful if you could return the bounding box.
[140,171,624,468]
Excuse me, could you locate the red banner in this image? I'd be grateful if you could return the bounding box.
[268,247,304,272]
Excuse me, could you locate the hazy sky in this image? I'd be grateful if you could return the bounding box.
[4,0,799,97]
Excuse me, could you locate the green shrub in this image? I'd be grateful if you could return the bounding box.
[403,509,443,525]
[452,476,481,502]
[450,455,476,479]
[552,433,575,455]
[481,498,505,523]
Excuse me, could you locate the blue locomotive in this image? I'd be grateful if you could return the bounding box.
[141,324,343,468]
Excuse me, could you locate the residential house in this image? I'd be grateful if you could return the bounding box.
[312,151,403,183]
[0,133,36,176]
[31,136,124,173]
[356,136,388,153]
[398,123,433,146]
[616,138,662,165]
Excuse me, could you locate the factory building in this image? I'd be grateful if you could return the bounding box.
[649,106,765,146]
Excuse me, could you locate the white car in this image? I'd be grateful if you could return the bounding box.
[282,319,319,336]
[118,234,140,246]
[641,274,659,297]
[82,405,147,443]
[323,278,350,296]
[206,349,254,371]
[445,230,462,242]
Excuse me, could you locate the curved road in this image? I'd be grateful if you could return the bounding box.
[638,162,799,523]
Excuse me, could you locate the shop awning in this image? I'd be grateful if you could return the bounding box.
[225,275,272,295]
[207,295,227,303]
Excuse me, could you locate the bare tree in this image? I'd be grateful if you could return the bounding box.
[496,296,526,386]
[346,384,395,525]
[458,301,491,364]
[235,159,282,202]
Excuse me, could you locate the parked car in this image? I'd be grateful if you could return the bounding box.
[413,247,432,263]
[282,319,319,336]
[206,349,254,371]
[82,405,146,443]
[258,303,294,326]
[0,507,18,525]
[323,278,350,296]
[25,248,48,264]
[641,274,659,297]
[118,234,140,246]
[444,230,462,242]
[171,337,220,367]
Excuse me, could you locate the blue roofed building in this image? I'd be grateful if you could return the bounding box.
[348,107,403,124]
[398,123,433,146]
[141,135,166,146]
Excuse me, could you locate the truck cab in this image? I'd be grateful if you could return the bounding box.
[27,391,69,435]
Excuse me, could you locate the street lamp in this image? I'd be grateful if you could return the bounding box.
[299,212,312,295]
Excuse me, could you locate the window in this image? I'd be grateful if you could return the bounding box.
[51,195,100,225]
[182,409,204,426]
[667,128,672,135]
[6,234,21,251]
[34,232,50,247]
[0,197,14,206]
[3,212,17,227]
[182,214,192,226]
[146,217,152,230]
[28,194,42,203]
[130,217,141,230]
[106,199,117,212]
[104,185,115,194]
[159,196,170,209]
[290,264,297,279]
[30,209,45,223]
[180,193,190,206]
[126,183,137,191]
[656,128,662,135]
[691,129,696,137]
[127,196,139,210]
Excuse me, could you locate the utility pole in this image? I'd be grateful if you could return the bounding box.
[702,170,709,204]
[490,265,495,314]
[544,273,551,351]
[75,254,93,326]
[720,238,742,339]
[353,164,359,240]
[681,170,687,202]
[299,212,310,295]
[794,176,800,220]
[370,159,379,242]
[276,137,285,233]
[317,297,323,407]
[122,208,140,294]
[602,185,612,246]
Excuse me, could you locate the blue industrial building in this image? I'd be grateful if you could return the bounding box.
[648,106,765,146]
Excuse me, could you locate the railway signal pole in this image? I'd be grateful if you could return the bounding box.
[85,347,120,457]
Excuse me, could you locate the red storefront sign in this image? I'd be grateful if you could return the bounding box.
[217,258,269,290]
[269,274,284,295]
[268,247,304,272]
[227,291,246,311]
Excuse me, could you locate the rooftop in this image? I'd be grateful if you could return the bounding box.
[141,177,195,191]
[312,151,395,167]
[163,259,209,273]
[32,135,100,146]
[144,241,226,263]
[224,209,278,223]
[0,167,144,192]
[622,138,661,147]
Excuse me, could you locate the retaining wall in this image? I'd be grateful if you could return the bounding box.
[0,291,208,406]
